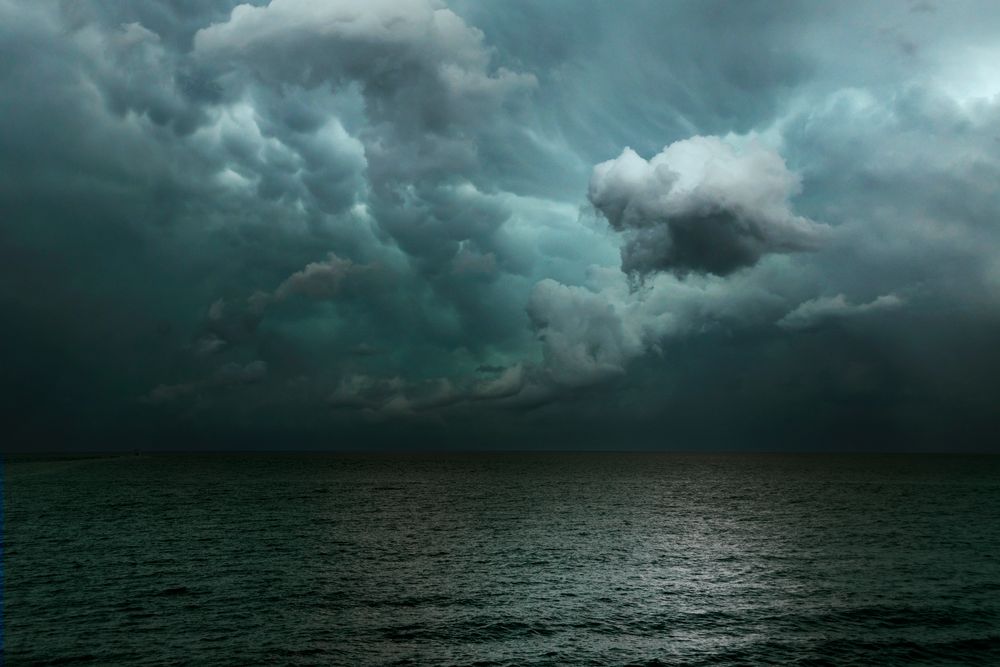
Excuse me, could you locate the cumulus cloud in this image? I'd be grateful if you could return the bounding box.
[527,278,644,387]
[778,293,905,330]
[193,0,535,132]
[518,264,791,397]
[107,0,544,416]
[187,0,541,345]
[589,136,828,277]
[191,0,537,233]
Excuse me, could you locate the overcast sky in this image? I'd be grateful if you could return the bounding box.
[3,0,1000,450]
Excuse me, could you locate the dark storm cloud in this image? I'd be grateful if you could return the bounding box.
[3,0,1000,449]
[198,252,390,349]
[144,360,267,405]
[588,137,827,277]
[268,253,386,302]
[191,0,537,269]
[178,0,546,376]
[192,0,536,130]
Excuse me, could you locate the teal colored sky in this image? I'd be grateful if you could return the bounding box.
[3,0,1000,450]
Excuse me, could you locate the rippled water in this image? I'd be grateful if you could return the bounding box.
[5,453,1000,665]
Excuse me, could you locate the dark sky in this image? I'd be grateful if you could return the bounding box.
[3,0,1000,451]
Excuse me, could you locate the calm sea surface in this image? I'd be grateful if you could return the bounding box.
[5,454,1000,666]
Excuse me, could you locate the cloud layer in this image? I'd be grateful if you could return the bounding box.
[3,0,1000,450]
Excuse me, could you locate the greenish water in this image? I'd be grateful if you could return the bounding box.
[5,454,1000,665]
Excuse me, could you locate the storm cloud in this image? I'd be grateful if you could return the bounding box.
[589,137,827,277]
[3,0,1000,450]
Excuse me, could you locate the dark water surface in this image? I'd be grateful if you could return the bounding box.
[5,454,1000,666]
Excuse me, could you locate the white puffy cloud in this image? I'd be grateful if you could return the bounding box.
[589,136,828,276]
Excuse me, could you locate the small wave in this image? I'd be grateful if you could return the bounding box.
[271,646,328,657]
[809,605,997,630]
[382,619,556,643]
[675,634,1000,666]
[35,655,100,665]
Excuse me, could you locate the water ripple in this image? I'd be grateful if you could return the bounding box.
[6,453,1000,665]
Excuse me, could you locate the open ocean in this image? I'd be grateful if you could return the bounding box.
[4,453,1000,666]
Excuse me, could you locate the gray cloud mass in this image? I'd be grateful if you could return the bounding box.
[2,0,1000,450]
[588,137,828,277]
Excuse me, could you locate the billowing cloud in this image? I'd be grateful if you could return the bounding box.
[527,279,643,387]
[192,0,537,269]
[201,253,388,349]
[520,264,790,397]
[257,253,388,309]
[589,136,828,277]
[4,0,1000,450]
[778,293,905,330]
[193,0,535,132]
[325,362,537,416]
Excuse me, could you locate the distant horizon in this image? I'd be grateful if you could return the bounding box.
[7,448,1000,457]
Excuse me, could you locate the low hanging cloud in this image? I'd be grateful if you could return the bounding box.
[588,136,828,277]
[143,360,268,404]
[249,252,388,311]
[325,362,540,417]
[777,293,905,330]
[526,278,644,388]
[198,253,388,352]
[521,266,788,397]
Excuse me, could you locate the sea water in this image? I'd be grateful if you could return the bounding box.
[5,453,1000,665]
